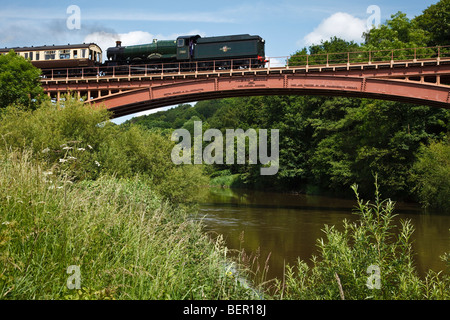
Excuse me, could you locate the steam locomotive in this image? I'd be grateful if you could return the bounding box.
[106,34,267,69]
[1,34,267,73]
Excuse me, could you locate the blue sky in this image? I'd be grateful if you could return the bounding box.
[0,0,439,122]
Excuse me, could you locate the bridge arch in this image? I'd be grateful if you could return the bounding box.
[88,74,450,118]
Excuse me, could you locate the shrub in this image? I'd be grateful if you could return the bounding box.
[412,137,450,212]
[276,179,450,300]
[0,96,207,204]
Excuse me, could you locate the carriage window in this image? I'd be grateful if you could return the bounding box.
[29,52,33,60]
[24,53,28,59]
[45,51,56,60]
[36,53,40,60]
[73,50,78,58]
[81,49,86,58]
[59,50,71,59]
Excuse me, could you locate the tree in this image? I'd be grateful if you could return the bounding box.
[0,50,44,110]
[363,12,428,51]
[414,0,450,46]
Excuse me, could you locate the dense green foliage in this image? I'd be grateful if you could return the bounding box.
[414,0,450,46]
[128,95,450,201]
[0,51,44,110]
[412,137,450,211]
[0,98,207,203]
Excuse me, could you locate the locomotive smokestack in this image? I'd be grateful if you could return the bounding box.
[116,41,122,47]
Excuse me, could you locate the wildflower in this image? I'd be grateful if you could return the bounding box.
[95,161,101,167]
[87,145,93,150]
[43,171,53,176]
[42,148,50,153]
[77,148,86,151]
[62,146,73,150]
[59,159,68,163]
[67,156,77,161]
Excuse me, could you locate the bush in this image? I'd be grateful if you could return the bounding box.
[276,180,450,300]
[412,137,450,212]
[0,96,207,204]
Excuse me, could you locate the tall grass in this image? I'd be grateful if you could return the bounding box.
[0,150,257,299]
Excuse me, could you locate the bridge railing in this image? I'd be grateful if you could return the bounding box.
[39,45,450,81]
[40,57,268,80]
[288,45,450,67]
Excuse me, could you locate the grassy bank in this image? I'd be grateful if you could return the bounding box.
[0,99,260,299]
[0,150,258,299]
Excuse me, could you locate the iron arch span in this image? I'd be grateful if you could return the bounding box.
[89,75,450,119]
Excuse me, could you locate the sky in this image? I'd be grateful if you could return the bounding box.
[0,0,439,123]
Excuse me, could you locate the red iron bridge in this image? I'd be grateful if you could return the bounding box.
[41,45,450,118]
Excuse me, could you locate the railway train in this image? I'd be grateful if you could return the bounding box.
[0,34,267,75]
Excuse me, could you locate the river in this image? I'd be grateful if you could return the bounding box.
[197,187,450,283]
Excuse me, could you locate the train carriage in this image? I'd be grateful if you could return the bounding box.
[0,43,103,69]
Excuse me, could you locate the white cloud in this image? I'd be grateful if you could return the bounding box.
[301,12,367,47]
[267,57,287,68]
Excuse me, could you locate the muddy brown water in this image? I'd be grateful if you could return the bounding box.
[197,188,450,282]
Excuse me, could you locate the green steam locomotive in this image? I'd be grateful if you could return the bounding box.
[106,34,267,69]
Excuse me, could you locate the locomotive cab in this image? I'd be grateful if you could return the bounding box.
[176,35,200,61]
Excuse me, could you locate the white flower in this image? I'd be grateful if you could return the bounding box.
[42,148,50,153]
[59,159,68,163]
[67,156,77,161]
[87,145,93,149]
[95,161,101,167]
[62,147,73,150]
[43,171,53,176]
[77,148,86,151]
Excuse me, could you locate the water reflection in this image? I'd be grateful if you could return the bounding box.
[197,187,450,282]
